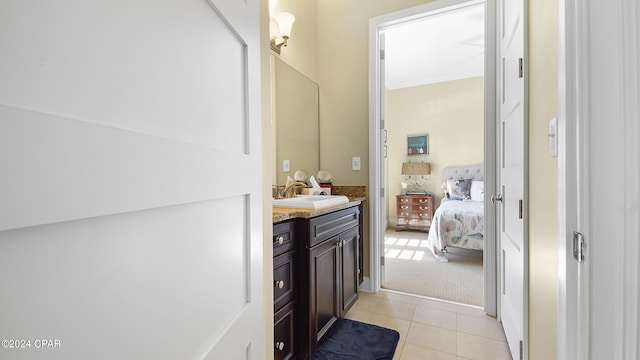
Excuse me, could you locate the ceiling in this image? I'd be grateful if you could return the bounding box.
[383,3,485,89]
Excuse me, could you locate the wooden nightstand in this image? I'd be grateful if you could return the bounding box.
[395,194,433,232]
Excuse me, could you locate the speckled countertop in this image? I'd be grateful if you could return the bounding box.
[272,185,367,223]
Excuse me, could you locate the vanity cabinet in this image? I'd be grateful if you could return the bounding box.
[302,206,360,358]
[272,204,361,359]
[273,220,298,360]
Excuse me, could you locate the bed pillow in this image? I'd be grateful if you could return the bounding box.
[446,179,473,200]
[470,180,484,202]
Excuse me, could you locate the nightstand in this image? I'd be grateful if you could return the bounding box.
[395,194,433,232]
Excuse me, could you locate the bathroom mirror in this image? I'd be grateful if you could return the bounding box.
[272,57,320,185]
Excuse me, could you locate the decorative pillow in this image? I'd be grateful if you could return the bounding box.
[446,179,472,200]
[470,180,484,202]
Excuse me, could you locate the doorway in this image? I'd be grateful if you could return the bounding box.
[368,0,498,316]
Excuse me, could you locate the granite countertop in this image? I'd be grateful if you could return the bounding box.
[272,185,367,223]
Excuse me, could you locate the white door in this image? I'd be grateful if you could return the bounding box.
[497,0,528,358]
[0,1,263,359]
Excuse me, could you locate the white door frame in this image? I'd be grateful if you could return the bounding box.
[367,0,498,316]
[558,0,640,359]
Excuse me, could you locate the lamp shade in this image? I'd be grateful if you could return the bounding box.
[276,12,295,37]
[401,162,431,176]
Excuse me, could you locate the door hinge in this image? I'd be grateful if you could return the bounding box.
[573,231,585,263]
[381,256,385,266]
[519,340,523,359]
[380,187,385,197]
[519,58,524,78]
[518,199,523,219]
[380,49,385,60]
[380,119,385,129]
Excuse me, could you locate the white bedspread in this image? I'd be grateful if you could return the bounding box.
[427,199,484,262]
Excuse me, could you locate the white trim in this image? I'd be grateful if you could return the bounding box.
[368,0,498,317]
[559,0,640,359]
[557,0,591,357]
[621,1,640,357]
[483,0,498,317]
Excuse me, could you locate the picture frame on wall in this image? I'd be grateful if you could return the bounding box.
[407,134,428,155]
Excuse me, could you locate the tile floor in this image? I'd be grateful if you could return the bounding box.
[345,290,512,360]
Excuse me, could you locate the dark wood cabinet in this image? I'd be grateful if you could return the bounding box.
[395,194,433,232]
[302,206,360,358]
[273,220,298,360]
[273,204,361,359]
[308,236,340,345]
[340,226,359,314]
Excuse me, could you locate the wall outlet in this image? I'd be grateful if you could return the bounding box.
[352,157,361,171]
[283,159,290,172]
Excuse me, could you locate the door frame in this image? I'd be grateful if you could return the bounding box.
[558,0,640,358]
[367,0,498,317]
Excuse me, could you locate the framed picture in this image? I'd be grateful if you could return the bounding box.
[407,134,428,155]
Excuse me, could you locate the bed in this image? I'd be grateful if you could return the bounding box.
[426,164,485,262]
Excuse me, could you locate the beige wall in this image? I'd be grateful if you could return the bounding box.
[386,77,484,222]
[528,0,558,358]
[317,0,436,184]
[270,0,318,81]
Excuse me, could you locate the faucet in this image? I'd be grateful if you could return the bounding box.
[283,181,307,198]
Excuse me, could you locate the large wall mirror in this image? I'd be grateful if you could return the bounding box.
[272,57,320,185]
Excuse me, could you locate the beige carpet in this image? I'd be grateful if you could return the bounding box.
[382,228,484,306]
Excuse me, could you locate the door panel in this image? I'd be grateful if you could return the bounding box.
[341,227,359,314]
[498,0,527,358]
[309,239,340,344]
[0,0,263,359]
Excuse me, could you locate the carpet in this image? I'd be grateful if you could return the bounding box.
[311,319,400,360]
[383,228,484,306]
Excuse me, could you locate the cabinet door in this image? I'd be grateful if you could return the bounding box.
[308,236,340,351]
[274,300,296,360]
[340,227,359,316]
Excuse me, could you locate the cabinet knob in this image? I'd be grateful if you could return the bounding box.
[276,236,284,245]
[401,205,409,210]
[420,206,429,210]
[275,341,285,351]
[275,280,285,289]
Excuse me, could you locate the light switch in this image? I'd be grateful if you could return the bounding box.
[549,117,558,157]
[352,157,361,171]
[283,160,290,172]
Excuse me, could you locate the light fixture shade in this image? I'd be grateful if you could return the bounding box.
[276,12,295,38]
[401,162,431,176]
[269,19,281,39]
[269,0,278,15]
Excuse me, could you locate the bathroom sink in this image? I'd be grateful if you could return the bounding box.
[272,195,349,209]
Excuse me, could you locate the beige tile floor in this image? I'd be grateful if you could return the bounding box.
[345,290,512,360]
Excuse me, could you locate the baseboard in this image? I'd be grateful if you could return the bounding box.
[359,276,373,293]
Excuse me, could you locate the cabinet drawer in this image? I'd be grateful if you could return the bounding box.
[273,220,295,257]
[274,300,296,360]
[307,207,359,248]
[274,250,296,312]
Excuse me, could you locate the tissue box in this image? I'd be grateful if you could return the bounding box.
[301,187,331,195]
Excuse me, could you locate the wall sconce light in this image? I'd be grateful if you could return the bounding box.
[401,162,431,195]
[269,0,295,54]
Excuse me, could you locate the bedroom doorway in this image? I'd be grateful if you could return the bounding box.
[368,0,498,315]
